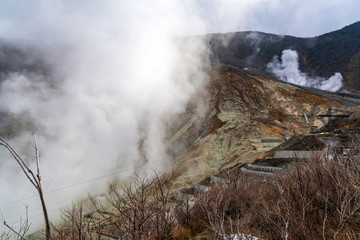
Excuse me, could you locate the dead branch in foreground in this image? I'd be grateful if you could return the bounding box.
[0,134,51,240]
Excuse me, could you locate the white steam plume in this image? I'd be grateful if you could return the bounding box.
[267,49,343,92]
[0,1,208,231]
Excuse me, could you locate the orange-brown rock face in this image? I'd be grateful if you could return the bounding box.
[167,69,354,189]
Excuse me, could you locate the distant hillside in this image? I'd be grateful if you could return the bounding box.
[207,21,360,90]
[1,22,360,90]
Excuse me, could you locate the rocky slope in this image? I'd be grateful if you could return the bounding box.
[167,67,357,191]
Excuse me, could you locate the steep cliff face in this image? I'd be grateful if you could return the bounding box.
[167,69,351,189]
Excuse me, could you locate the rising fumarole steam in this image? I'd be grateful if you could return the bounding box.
[267,49,343,92]
[0,1,209,231]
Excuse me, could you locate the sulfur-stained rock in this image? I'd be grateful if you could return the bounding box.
[167,69,354,192]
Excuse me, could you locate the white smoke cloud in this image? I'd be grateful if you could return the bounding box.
[0,0,209,232]
[244,32,263,64]
[267,49,343,92]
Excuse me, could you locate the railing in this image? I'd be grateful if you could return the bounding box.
[240,168,273,176]
[247,164,282,172]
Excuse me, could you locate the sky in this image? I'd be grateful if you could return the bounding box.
[0,0,359,38]
[193,0,360,37]
[0,0,359,234]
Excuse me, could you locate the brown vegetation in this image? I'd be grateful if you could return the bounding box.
[50,173,178,240]
[192,146,360,239]
[46,142,360,239]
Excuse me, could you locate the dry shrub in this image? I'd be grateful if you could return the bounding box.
[51,201,97,240]
[51,173,177,240]
[88,173,177,240]
[194,142,360,239]
[258,149,360,240]
[194,175,263,238]
[49,140,360,239]
[173,225,191,240]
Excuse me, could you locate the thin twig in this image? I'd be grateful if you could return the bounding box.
[0,137,37,188]
[0,135,51,240]
[1,211,28,240]
[33,133,41,181]
[2,221,28,240]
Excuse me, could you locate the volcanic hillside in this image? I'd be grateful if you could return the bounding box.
[166,67,359,190]
[1,23,360,182]
[208,21,360,91]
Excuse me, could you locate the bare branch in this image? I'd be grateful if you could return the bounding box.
[33,133,41,183]
[0,136,37,188]
[2,221,28,240]
[1,206,30,240]
[0,135,51,240]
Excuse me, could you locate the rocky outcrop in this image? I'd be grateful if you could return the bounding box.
[168,69,351,191]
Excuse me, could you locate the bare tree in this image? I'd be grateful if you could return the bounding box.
[0,135,51,240]
[1,205,31,240]
[150,172,178,239]
[88,173,178,240]
[51,201,98,240]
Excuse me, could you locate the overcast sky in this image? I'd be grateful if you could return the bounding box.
[0,0,359,39]
[198,0,360,36]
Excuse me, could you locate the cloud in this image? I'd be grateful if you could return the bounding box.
[189,0,360,37]
[0,0,209,231]
[267,49,343,92]
[1,0,360,39]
